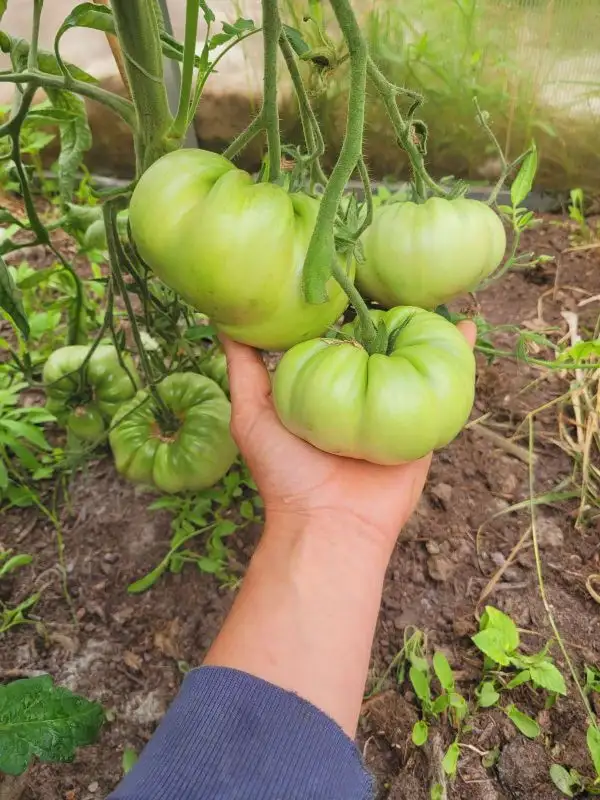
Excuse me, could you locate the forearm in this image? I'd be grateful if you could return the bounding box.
[204,511,392,736]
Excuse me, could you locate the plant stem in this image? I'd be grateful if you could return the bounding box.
[170,0,200,141]
[0,72,135,127]
[367,58,447,198]
[302,0,367,305]
[262,0,282,182]
[331,256,377,346]
[28,0,44,71]
[356,156,373,237]
[223,113,264,160]
[110,0,174,173]
[279,30,327,186]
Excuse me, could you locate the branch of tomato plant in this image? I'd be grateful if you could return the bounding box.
[110,0,174,172]
[104,199,177,428]
[279,30,327,187]
[473,98,533,207]
[169,0,201,141]
[356,155,373,238]
[261,0,282,182]
[2,84,85,345]
[188,27,263,136]
[0,72,135,128]
[300,0,369,311]
[366,58,448,199]
[28,0,44,71]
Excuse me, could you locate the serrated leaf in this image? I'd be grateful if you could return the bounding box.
[412,720,428,746]
[433,651,454,691]
[511,144,538,208]
[529,662,567,695]
[549,764,576,797]
[0,418,51,451]
[442,741,460,776]
[472,629,512,666]
[0,256,29,338]
[587,725,600,777]
[0,675,104,776]
[507,669,531,689]
[47,89,92,205]
[283,24,310,56]
[506,705,540,739]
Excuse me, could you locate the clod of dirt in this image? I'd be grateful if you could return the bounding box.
[362,690,419,748]
[427,555,455,582]
[497,739,563,800]
[535,515,564,549]
[124,690,167,726]
[387,772,428,800]
[430,482,453,508]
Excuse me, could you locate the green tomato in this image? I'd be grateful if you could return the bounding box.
[43,345,140,423]
[66,405,106,442]
[201,351,229,396]
[273,307,475,464]
[129,148,351,351]
[109,373,237,494]
[357,198,506,309]
[83,211,129,251]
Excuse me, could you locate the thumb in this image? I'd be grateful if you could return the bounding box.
[457,319,477,350]
[220,335,273,411]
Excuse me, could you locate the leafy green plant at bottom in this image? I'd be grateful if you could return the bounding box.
[0,675,104,776]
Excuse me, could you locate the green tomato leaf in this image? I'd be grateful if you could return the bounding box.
[472,629,512,666]
[411,720,429,747]
[482,606,520,651]
[587,725,600,778]
[410,666,431,706]
[433,651,455,692]
[0,418,51,451]
[510,144,538,208]
[549,764,577,797]
[506,705,540,739]
[0,1,7,23]
[283,24,310,56]
[0,458,8,490]
[122,746,138,775]
[432,694,450,715]
[127,559,169,594]
[47,89,92,206]
[0,256,29,339]
[442,741,460,777]
[507,669,531,690]
[477,681,500,708]
[0,675,104,776]
[17,266,58,290]
[529,662,567,696]
[223,17,255,35]
[558,339,600,364]
[199,0,216,23]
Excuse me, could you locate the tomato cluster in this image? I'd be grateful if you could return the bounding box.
[126,148,507,468]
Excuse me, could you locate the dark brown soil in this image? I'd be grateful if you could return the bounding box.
[1,217,600,800]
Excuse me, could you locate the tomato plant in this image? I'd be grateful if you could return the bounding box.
[109,373,237,494]
[357,197,507,309]
[273,307,475,463]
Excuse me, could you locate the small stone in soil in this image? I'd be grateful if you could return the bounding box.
[427,554,455,582]
[87,782,99,793]
[430,482,453,507]
[535,515,564,549]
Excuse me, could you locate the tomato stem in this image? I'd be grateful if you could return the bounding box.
[111,0,174,174]
[262,0,282,182]
[169,0,201,142]
[330,257,379,353]
[301,0,368,305]
[279,30,327,187]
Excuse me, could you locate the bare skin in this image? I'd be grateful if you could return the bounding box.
[204,322,476,737]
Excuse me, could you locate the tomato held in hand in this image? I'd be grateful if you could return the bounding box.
[129,149,351,351]
[357,198,506,309]
[109,373,237,493]
[272,307,475,464]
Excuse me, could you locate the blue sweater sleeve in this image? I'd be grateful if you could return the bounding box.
[109,666,373,800]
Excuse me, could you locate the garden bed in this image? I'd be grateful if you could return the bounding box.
[1,217,600,799]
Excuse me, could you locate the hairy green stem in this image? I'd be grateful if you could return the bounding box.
[262,0,282,181]
[170,0,200,140]
[279,30,327,186]
[367,58,447,198]
[28,0,44,71]
[331,256,377,345]
[110,0,174,172]
[356,156,373,238]
[0,72,135,127]
[302,0,367,305]
[223,113,264,160]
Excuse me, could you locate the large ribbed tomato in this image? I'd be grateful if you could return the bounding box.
[109,373,237,494]
[357,198,506,309]
[272,307,475,464]
[129,149,351,350]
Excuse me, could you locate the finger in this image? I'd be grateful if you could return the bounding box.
[457,320,477,350]
[220,335,272,410]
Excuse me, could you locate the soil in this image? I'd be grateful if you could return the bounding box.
[1,216,600,800]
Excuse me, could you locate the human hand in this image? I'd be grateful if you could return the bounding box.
[221,321,476,551]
